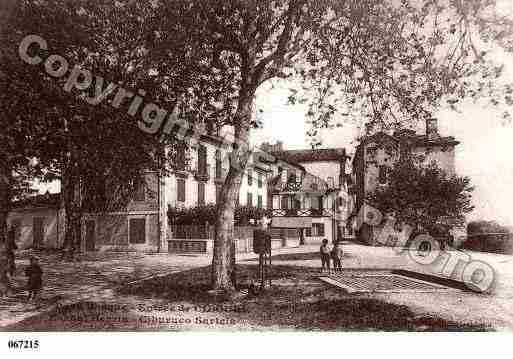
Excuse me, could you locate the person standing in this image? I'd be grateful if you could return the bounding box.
[25,256,43,302]
[331,241,343,272]
[319,239,332,273]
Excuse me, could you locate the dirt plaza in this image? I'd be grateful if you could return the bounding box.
[1,243,512,331]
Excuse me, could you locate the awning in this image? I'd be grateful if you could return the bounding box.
[271,216,312,228]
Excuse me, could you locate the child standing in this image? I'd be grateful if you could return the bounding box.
[25,256,42,302]
[331,241,343,272]
[319,239,331,273]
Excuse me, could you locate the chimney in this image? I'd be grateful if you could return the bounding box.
[426,118,439,140]
[260,141,283,153]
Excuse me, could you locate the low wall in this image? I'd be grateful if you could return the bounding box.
[168,226,301,254]
[462,233,513,254]
[168,237,250,254]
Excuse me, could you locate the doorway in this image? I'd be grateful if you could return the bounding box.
[33,217,45,248]
[85,220,96,251]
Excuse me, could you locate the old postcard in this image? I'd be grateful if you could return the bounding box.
[1,0,513,351]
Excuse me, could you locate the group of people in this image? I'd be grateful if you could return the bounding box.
[0,226,43,301]
[319,238,343,273]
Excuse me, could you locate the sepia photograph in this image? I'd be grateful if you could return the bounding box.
[1,0,513,349]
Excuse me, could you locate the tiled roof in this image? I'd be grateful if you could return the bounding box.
[254,151,306,171]
[270,148,347,163]
[411,135,460,147]
[358,132,460,149]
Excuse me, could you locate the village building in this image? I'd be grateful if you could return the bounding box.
[6,130,273,253]
[261,142,353,244]
[6,128,355,252]
[7,193,65,250]
[351,118,464,245]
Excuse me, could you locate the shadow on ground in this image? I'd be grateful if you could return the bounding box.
[5,264,492,331]
[243,251,355,262]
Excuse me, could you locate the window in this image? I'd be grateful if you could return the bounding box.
[293,198,301,209]
[247,192,253,207]
[33,217,45,248]
[268,195,273,210]
[257,195,263,208]
[198,182,205,205]
[281,195,289,210]
[134,179,146,201]
[215,150,222,178]
[215,185,222,203]
[327,176,334,188]
[197,145,207,175]
[378,165,388,184]
[129,218,146,244]
[288,171,296,183]
[318,196,324,210]
[258,172,263,188]
[177,178,186,202]
[248,169,253,186]
[176,146,186,170]
[308,223,325,237]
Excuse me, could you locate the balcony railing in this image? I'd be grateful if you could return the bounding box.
[272,208,334,217]
[193,164,210,182]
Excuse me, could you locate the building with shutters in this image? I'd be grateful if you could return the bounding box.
[6,131,272,252]
[259,142,353,244]
[7,193,65,250]
[6,133,355,251]
[351,118,462,245]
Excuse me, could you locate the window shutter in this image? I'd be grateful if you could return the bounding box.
[177,179,186,202]
[215,150,222,178]
[134,180,146,201]
[129,218,146,244]
[216,185,222,203]
[378,165,388,184]
[248,169,253,186]
[198,145,207,174]
[281,195,288,209]
[198,182,205,205]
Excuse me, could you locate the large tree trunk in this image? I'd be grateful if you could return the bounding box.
[0,162,12,292]
[211,96,253,292]
[61,166,82,260]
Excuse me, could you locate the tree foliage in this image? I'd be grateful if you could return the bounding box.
[467,220,511,235]
[0,0,191,253]
[1,0,511,289]
[367,156,474,234]
[168,204,271,226]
